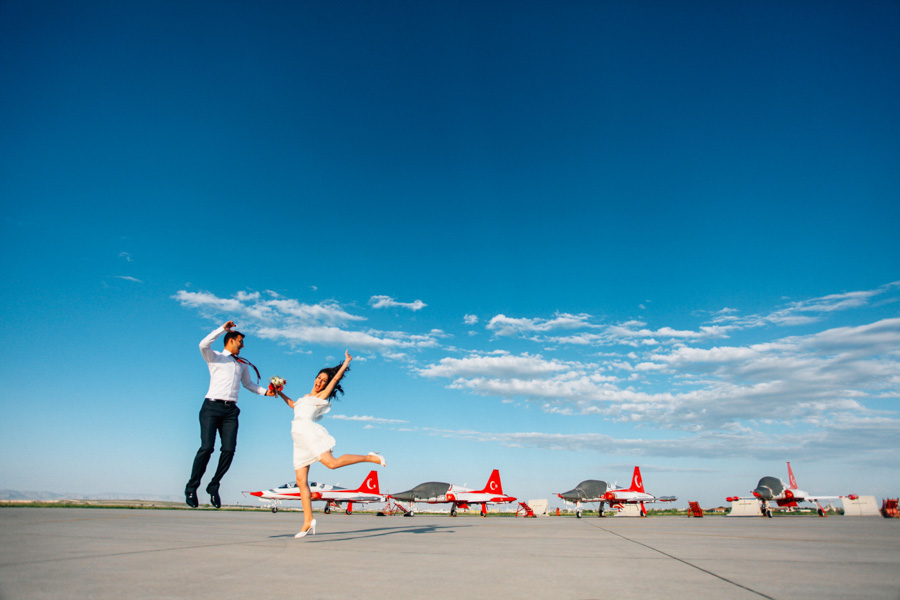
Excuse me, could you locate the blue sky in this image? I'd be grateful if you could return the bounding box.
[1,1,898,509]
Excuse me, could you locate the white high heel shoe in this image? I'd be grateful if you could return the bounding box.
[368,452,386,467]
[295,519,317,539]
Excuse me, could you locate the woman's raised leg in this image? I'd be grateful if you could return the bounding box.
[318,451,385,469]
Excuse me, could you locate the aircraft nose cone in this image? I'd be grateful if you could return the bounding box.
[753,486,773,500]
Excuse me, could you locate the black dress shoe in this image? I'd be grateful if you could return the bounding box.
[185,491,199,508]
[209,491,221,509]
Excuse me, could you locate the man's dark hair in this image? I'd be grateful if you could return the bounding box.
[224,330,244,346]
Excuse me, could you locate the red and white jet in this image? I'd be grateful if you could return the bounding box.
[726,461,857,517]
[388,469,517,517]
[558,466,677,517]
[243,470,384,514]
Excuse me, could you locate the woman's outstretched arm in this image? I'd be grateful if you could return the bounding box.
[277,390,296,408]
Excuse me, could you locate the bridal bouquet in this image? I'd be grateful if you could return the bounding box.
[268,376,286,393]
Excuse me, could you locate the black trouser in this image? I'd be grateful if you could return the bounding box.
[186,399,240,495]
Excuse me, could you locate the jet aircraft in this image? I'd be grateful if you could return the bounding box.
[243,470,384,514]
[726,461,856,517]
[388,469,516,516]
[558,466,677,517]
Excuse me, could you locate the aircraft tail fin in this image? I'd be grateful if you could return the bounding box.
[481,469,503,495]
[356,470,380,494]
[628,466,645,493]
[787,462,797,490]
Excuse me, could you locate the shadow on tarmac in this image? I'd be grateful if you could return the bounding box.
[269,523,467,541]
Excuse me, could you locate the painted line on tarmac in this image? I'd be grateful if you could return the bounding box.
[588,523,776,600]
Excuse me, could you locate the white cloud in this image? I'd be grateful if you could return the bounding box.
[118,252,132,262]
[175,289,440,355]
[421,414,900,460]
[487,312,595,336]
[265,298,364,324]
[650,345,760,365]
[488,313,734,347]
[330,414,408,424]
[605,321,732,343]
[174,290,245,313]
[113,275,142,283]
[257,324,440,352]
[418,353,577,379]
[173,290,363,326]
[419,316,900,433]
[521,283,900,349]
[539,332,609,346]
[369,295,427,311]
[176,284,900,453]
[711,282,900,330]
[799,316,900,355]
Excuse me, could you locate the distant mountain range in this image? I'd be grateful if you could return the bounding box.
[0,490,182,502]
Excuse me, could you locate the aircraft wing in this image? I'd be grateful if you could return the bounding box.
[328,493,384,503]
[804,495,852,502]
[453,493,517,505]
[605,491,675,504]
[607,497,672,504]
[726,494,851,503]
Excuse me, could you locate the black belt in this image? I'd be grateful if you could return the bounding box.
[206,398,237,404]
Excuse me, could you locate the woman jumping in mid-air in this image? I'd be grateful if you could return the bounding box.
[276,350,385,538]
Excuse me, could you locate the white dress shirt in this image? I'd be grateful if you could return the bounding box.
[200,326,267,402]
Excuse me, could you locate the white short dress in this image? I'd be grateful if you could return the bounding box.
[291,394,336,469]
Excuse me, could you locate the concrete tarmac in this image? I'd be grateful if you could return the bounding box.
[1,507,898,600]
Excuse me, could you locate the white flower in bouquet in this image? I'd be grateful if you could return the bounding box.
[269,376,286,392]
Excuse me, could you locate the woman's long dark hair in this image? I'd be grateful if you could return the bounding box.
[318,363,349,400]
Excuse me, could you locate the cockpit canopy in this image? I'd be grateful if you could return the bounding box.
[753,476,785,499]
[560,479,609,500]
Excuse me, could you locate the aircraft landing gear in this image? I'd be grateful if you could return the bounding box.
[324,505,331,514]
[576,510,583,518]
[450,507,458,517]
[271,507,278,513]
